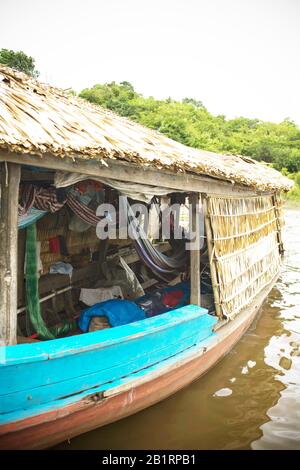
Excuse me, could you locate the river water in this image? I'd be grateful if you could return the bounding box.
[57,209,300,450]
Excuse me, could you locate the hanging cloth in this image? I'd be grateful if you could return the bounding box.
[18,184,36,216]
[19,183,104,228]
[54,171,184,204]
[25,224,75,340]
[33,187,67,213]
[66,192,102,226]
[18,207,47,229]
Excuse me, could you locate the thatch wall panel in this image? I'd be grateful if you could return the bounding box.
[206,194,282,319]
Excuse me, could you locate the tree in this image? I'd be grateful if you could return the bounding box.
[0,49,39,77]
[79,81,140,118]
[182,97,205,109]
[80,81,300,173]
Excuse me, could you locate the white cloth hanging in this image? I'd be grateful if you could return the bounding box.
[54,171,183,204]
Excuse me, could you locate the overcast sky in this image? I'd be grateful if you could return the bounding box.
[1,0,299,124]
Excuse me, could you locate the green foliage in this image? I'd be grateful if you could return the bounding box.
[80,82,300,175]
[0,49,39,77]
[80,81,138,118]
[281,171,300,203]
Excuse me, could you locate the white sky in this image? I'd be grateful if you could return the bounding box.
[1,0,299,124]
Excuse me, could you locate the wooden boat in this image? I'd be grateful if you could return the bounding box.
[0,66,292,449]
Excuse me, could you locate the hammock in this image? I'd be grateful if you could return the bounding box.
[66,192,101,225]
[124,199,188,281]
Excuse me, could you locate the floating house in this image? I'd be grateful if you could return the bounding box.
[0,66,293,449]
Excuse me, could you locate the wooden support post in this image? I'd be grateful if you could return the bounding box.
[203,195,223,318]
[189,193,201,306]
[0,162,21,345]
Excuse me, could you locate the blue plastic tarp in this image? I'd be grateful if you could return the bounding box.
[78,299,146,332]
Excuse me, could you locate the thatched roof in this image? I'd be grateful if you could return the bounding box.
[0,65,293,191]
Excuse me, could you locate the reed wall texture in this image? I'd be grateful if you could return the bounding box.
[206,194,282,318]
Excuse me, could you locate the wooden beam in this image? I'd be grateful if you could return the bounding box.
[21,169,54,182]
[0,151,260,197]
[0,162,21,345]
[189,193,201,306]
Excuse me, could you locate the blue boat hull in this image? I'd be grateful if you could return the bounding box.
[0,305,216,446]
[0,272,278,450]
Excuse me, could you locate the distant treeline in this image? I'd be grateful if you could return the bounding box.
[80,81,300,175]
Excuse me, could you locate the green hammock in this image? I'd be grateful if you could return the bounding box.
[25,223,75,340]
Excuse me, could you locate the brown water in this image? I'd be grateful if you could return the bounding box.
[57,209,300,450]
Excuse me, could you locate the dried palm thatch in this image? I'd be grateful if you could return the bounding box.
[205,194,282,319]
[0,65,293,192]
